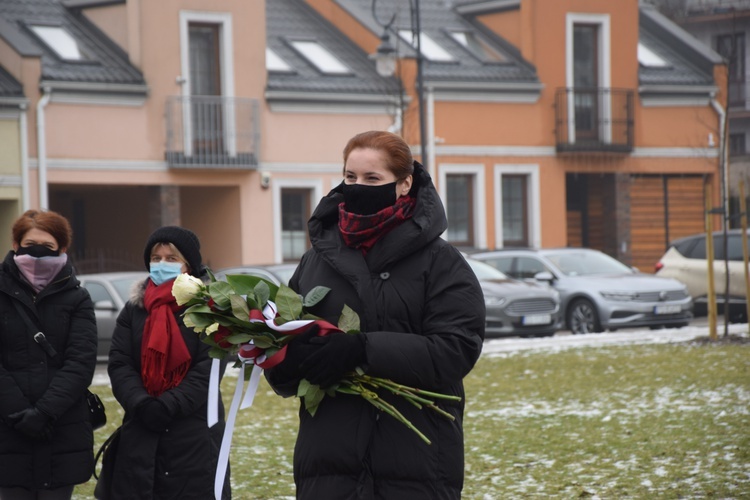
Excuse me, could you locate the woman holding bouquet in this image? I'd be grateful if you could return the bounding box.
[101,226,230,499]
[267,130,485,499]
[0,210,97,500]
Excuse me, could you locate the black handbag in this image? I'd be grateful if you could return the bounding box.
[86,390,107,430]
[94,426,122,499]
[11,299,106,429]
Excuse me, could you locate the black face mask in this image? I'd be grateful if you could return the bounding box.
[16,244,60,258]
[342,182,398,216]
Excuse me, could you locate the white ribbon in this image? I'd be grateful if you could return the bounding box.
[212,350,264,499]
[210,299,317,499]
[214,360,247,500]
[207,358,220,427]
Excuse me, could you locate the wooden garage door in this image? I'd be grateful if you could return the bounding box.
[631,175,705,273]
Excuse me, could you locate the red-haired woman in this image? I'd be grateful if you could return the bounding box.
[266,130,486,499]
[0,210,97,499]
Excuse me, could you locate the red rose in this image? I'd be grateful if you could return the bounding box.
[213,326,232,348]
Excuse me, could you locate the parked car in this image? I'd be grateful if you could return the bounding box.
[471,248,693,334]
[214,263,298,286]
[463,255,562,338]
[78,272,147,361]
[655,229,749,323]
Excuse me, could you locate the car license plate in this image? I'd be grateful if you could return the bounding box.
[522,314,551,325]
[654,304,681,315]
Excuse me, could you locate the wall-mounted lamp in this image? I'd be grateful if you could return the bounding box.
[260,171,271,189]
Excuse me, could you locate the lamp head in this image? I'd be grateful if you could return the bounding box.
[373,30,397,77]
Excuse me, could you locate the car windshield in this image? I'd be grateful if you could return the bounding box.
[111,276,142,302]
[544,251,632,276]
[466,258,509,280]
[272,267,296,286]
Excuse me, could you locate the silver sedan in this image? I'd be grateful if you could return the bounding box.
[464,256,563,338]
[471,248,693,334]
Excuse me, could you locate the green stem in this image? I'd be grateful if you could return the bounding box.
[337,382,432,445]
[355,374,462,402]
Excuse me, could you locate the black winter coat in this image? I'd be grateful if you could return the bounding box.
[0,251,97,489]
[106,279,229,500]
[267,162,485,500]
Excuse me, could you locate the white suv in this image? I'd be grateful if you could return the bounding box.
[655,230,749,323]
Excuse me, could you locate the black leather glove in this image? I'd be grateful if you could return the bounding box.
[8,407,53,441]
[299,332,366,388]
[136,398,172,433]
[268,324,322,385]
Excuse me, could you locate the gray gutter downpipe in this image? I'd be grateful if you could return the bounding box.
[709,95,728,228]
[19,102,30,211]
[36,87,51,210]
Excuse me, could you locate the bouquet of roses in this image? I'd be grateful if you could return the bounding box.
[172,271,460,445]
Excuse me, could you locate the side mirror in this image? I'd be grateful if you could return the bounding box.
[94,300,116,311]
[534,271,554,283]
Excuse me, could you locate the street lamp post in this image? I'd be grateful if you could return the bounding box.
[371,0,428,171]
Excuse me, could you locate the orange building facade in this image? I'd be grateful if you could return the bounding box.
[0,0,724,273]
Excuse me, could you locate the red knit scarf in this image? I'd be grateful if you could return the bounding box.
[338,195,416,255]
[141,280,192,397]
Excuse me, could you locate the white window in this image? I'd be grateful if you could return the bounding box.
[266,48,293,73]
[449,31,505,62]
[30,26,87,61]
[273,178,325,263]
[439,164,487,249]
[398,30,453,62]
[637,43,669,67]
[494,165,541,249]
[290,41,350,74]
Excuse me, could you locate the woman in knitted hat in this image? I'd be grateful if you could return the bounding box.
[99,226,230,499]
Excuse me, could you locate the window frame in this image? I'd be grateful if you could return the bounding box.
[438,164,487,249]
[494,164,541,249]
[272,178,325,263]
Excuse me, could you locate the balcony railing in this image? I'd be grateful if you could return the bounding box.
[728,81,747,108]
[555,87,634,153]
[165,95,259,168]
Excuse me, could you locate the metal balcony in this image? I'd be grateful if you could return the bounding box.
[555,87,634,154]
[165,96,260,168]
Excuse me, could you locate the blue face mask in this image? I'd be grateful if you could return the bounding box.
[149,261,183,286]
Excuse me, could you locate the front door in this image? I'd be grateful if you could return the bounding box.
[189,23,223,156]
[573,24,599,142]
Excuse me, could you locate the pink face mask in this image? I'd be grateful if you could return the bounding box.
[13,253,68,292]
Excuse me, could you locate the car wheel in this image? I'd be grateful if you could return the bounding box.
[567,298,602,334]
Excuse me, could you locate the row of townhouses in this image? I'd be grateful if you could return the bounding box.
[0,0,735,273]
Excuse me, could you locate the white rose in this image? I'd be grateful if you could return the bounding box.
[172,273,204,305]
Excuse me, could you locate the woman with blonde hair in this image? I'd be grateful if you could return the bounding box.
[101,226,230,499]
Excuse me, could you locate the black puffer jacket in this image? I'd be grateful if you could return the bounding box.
[0,250,97,489]
[106,279,229,500]
[267,162,485,500]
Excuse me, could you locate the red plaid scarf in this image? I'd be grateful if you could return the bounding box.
[141,280,192,396]
[338,195,416,255]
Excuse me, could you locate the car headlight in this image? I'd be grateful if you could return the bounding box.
[485,296,506,306]
[600,291,637,301]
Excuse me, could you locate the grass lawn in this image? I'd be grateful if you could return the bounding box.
[76,337,750,499]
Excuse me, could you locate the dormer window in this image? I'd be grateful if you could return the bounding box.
[290,40,350,74]
[266,48,294,73]
[30,25,88,61]
[449,31,506,63]
[398,30,454,62]
[637,43,669,67]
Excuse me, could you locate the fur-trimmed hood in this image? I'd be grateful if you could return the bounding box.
[129,278,149,308]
